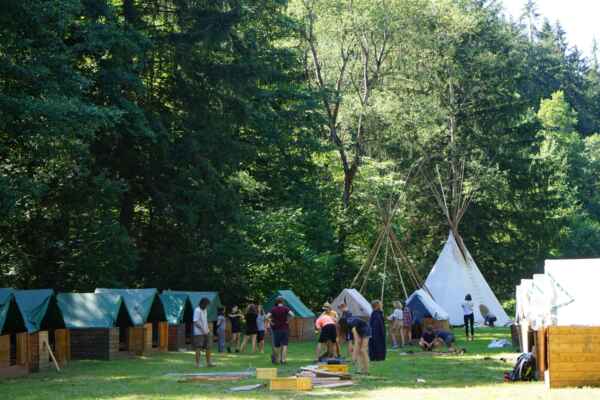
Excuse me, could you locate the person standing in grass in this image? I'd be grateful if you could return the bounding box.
[462,294,475,341]
[193,297,215,367]
[256,305,267,353]
[340,316,371,375]
[387,301,404,348]
[266,296,294,364]
[337,303,354,359]
[315,303,338,360]
[240,304,258,353]
[228,305,243,352]
[402,305,413,345]
[215,307,226,353]
[369,300,386,361]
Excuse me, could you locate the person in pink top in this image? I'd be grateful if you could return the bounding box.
[315,302,338,361]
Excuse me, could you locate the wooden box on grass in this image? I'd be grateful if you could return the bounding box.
[319,364,349,373]
[256,368,278,379]
[168,324,186,351]
[70,328,120,360]
[269,377,312,391]
[546,326,600,388]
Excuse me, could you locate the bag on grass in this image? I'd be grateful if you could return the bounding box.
[509,352,536,382]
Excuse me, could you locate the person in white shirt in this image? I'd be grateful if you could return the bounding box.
[387,301,404,348]
[193,297,215,367]
[461,294,475,341]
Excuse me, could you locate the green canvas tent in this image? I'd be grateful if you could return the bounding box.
[164,291,222,322]
[263,290,315,318]
[14,289,64,333]
[159,293,192,325]
[0,288,26,335]
[94,288,165,326]
[57,293,133,329]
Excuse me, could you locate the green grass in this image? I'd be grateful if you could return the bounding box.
[1,328,599,399]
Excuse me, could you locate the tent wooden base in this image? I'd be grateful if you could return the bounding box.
[70,328,120,360]
[0,330,69,376]
[129,322,168,355]
[537,326,600,388]
[168,324,186,351]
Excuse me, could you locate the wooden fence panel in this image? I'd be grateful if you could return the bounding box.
[54,329,70,366]
[128,327,145,356]
[0,335,9,367]
[159,322,168,352]
[548,326,600,388]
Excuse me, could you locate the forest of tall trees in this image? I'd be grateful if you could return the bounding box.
[1,0,599,307]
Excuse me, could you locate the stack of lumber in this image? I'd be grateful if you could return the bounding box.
[297,365,354,389]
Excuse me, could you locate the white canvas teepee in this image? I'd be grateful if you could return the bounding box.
[424,231,510,326]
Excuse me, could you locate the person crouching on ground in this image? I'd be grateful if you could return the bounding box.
[337,303,354,360]
[419,325,435,352]
[387,301,404,348]
[315,302,338,361]
[266,296,294,364]
[433,328,456,352]
[193,297,215,367]
[339,315,371,375]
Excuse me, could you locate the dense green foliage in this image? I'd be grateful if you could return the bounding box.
[1,0,599,306]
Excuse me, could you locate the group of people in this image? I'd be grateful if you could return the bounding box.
[191,292,484,372]
[191,296,295,368]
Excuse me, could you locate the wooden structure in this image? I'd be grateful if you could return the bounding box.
[542,326,600,388]
[420,317,450,332]
[57,293,134,360]
[269,377,313,391]
[95,288,168,353]
[159,292,192,351]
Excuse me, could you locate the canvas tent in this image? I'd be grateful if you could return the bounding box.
[0,288,26,336]
[159,292,193,351]
[406,289,449,324]
[544,259,600,326]
[164,291,221,322]
[57,293,133,360]
[331,288,373,319]
[264,290,315,340]
[95,289,167,354]
[424,231,510,326]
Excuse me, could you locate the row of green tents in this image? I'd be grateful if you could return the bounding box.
[1,288,315,335]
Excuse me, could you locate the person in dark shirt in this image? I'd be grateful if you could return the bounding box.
[368,300,386,361]
[337,303,354,359]
[266,296,294,364]
[228,305,243,353]
[419,326,436,351]
[340,315,371,374]
[434,329,456,352]
[240,304,258,353]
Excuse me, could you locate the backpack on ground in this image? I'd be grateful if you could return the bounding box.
[508,352,536,382]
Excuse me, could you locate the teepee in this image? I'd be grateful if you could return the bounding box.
[424,163,510,326]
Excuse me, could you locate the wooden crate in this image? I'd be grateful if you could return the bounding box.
[128,326,146,356]
[256,368,278,379]
[319,364,349,373]
[54,329,70,367]
[269,377,312,391]
[24,331,50,373]
[168,324,186,351]
[158,322,168,352]
[70,328,120,360]
[547,326,600,388]
[0,335,9,368]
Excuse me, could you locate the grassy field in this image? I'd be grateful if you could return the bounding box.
[1,328,599,399]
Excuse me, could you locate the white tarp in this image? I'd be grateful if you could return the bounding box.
[331,288,373,318]
[424,231,511,326]
[406,289,449,321]
[528,274,553,329]
[515,279,533,323]
[544,259,600,326]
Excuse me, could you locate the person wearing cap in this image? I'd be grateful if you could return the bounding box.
[315,302,338,361]
[265,296,294,364]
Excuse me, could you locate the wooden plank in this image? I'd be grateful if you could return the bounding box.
[550,354,600,363]
[550,379,600,389]
[54,329,70,367]
[143,323,152,352]
[128,327,145,356]
[16,333,29,367]
[548,327,600,335]
[548,343,600,353]
[535,328,547,379]
[158,322,168,352]
[0,335,9,368]
[549,336,600,345]
[551,362,600,372]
